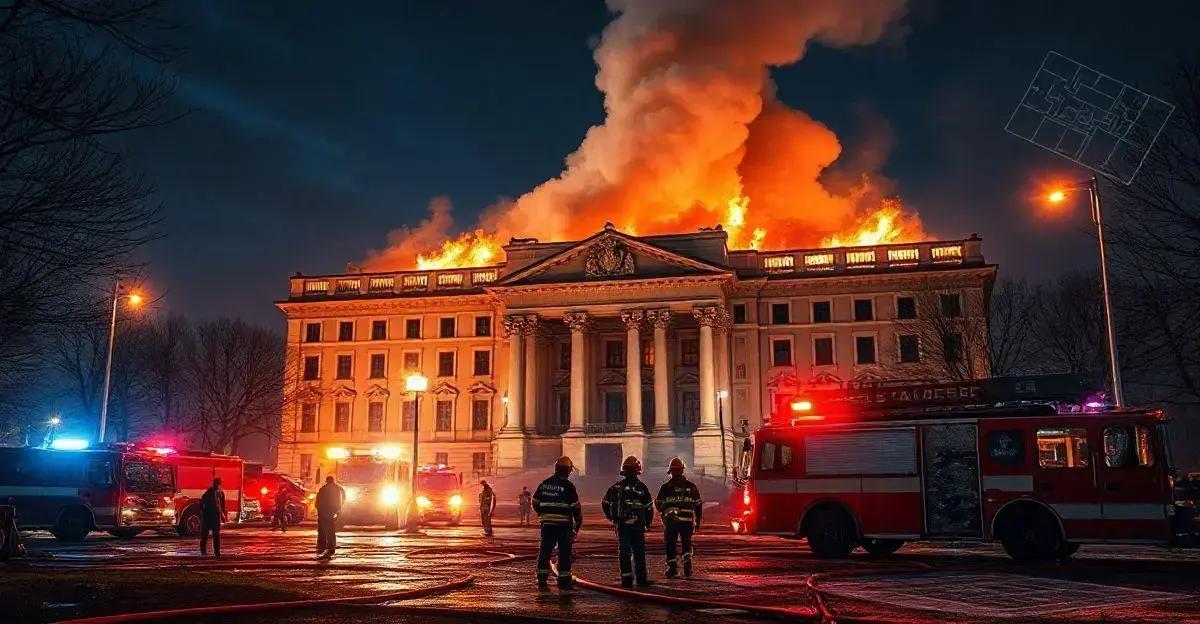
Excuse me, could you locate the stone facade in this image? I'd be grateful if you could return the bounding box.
[275,225,995,484]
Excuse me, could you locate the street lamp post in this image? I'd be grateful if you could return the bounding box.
[98,279,143,444]
[1047,176,1124,406]
[404,373,429,533]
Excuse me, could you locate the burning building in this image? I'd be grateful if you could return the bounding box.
[276,226,995,481]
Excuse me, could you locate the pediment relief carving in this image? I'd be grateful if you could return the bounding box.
[329,385,357,398]
[432,381,459,395]
[467,381,497,395]
[365,384,390,398]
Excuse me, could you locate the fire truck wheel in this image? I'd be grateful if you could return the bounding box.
[107,528,145,539]
[860,538,905,557]
[51,508,93,542]
[178,508,202,537]
[1060,542,1080,559]
[805,507,856,559]
[998,506,1063,562]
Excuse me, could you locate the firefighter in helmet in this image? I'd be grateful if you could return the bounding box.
[655,457,702,578]
[602,455,654,588]
[533,456,582,588]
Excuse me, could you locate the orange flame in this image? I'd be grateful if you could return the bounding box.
[820,198,919,248]
[415,229,504,270]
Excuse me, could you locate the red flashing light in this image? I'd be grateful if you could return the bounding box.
[742,489,751,506]
[260,486,269,496]
[790,399,813,412]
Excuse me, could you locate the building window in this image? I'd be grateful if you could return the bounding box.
[605,341,625,368]
[940,293,962,318]
[304,322,322,343]
[403,352,420,374]
[944,333,963,364]
[680,338,699,366]
[771,302,790,325]
[435,452,449,466]
[474,316,491,337]
[1037,428,1090,468]
[303,355,320,381]
[680,391,699,427]
[438,352,455,377]
[812,301,831,323]
[436,400,453,431]
[440,317,456,338]
[472,399,490,430]
[855,336,876,365]
[559,343,571,371]
[853,298,874,321]
[771,339,793,367]
[472,452,488,475]
[732,304,747,324]
[473,350,490,376]
[367,402,384,433]
[402,401,416,431]
[371,320,387,340]
[336,354,352,379]
[405,318,421,339]
[604,392,626,423]
[300,403,317,433]
[641,341,654,367]
[813,337,834,366]
[334,403,350,432]
[897,296,917,320]
[299,454,312,480]
[338,321,354,341]
[369,353,386,379]
[899,335,920,363]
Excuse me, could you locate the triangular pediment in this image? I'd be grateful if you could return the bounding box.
[365,384,390,398]
[495,227,731,287]
[467,381,497,395]
[432,381,459,395]
[329,385,357,398]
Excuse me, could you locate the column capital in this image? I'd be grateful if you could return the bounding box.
[620,309,646,330]
[692,305,730,329]
[502,313,541,337]
[646,309,672,330]
[562,311,592,333]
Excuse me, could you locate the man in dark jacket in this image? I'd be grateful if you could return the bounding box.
[655,457,703,578]
[315,475,345,559]
[479,480,497,537]
[602,456,654,588]
[533,456,582,589]
[271,485,291,532]
[198,478,226,556]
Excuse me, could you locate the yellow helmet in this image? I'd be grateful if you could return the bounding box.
[668,457,686,474]
[554,456,574,470]
[622,456,642,474]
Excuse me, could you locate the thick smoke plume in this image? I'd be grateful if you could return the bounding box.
[364,0,921,271]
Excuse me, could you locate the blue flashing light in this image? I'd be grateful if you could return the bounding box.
[50,438,89,451]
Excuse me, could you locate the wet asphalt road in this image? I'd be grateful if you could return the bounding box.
[8,520,1200,623]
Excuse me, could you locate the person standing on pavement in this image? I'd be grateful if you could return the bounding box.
[533,456,582,589]
[517,486,533,526]
[655,457,703,578]
[602,456,654,588]
[271,484,291,532]
[315,475,345,559]
[479,480,497,537]
[198,478,226,557]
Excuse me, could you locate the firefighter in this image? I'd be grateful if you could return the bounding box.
[271,484,291,532]
[315,475,345,559]
[517,486,533,526]
[602,456,654,588]
[479,480,497,537]
[198,477,226,557]
[655,457,702,578]
[533,456,582,589]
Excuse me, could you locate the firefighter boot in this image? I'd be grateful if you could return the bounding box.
[665,561,678,579]
[621,576,634,589]
[557,574,575,590]
[537,571,549,588]
[683,556,693,578]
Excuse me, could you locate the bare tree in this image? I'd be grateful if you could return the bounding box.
[987,278,1040,376]
[886,287,990,382]
[1026,271,1109,378]
[142,312,193,432]
[186,319,286,455]
[0,1,178,439]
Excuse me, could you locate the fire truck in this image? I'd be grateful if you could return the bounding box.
[732,376,1186,561]
[411,465,464,527]
[0,445,176,541]
[113,444,247,536]
[328,447,407,529]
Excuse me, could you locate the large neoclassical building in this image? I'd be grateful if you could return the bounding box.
[275,225,995,483]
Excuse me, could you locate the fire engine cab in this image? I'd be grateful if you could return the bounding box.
[114,444,246,536]
[733,376,1183,561]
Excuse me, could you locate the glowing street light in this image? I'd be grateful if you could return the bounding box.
[1042,176,1123,406]
[404,373,429,532]
[98,279,150,443]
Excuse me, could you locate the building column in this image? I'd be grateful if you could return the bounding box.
[621,310,644,433]
[649,310,672,433]
[523,315,541,434]
[693,306,726,429]
[563,312,590,432]
[501,315,526,432]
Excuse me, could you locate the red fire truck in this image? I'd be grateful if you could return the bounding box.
[114,444,247,536]
[732,376,1185,561]
[0,445,176,541]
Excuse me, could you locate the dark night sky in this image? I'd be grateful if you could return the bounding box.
[123,1,1200,326]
